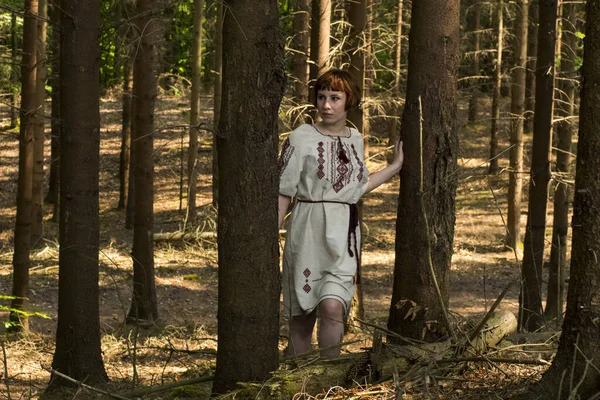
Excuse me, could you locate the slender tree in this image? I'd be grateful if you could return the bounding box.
[46,0,60,222]
[47,0,108,388]
[545,1,579,322]
[118,34,133,211]
[10,0,39,332]
[309,0,331,106]
[506,0,528,250]
[345,0,366,133]
[126,0,160,324]
[524,0,539,133]
[212,0,223,207]
[212,0,285,392]
[489,0,504,174]
[291,0,310,127]
[518,0,558,332]
[387,0,460,341]
[533,2,600,396]
[386,0,404,163]
[10,13,18,129]
[186,0,204,223]
[32,0,47,241]
[468,0,481,122]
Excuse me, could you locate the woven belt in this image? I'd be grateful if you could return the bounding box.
[296,199,361,284]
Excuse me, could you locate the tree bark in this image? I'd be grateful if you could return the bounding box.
[118,36,133,211]
[291,0,310,127]
[187,0,204,223]
[524,0,538,133]
[212,0,285,393]
[47,0,60,222]
[534,2,600,396]
[468,0,481,122]
[10,0,39,332]
[387,0,460,341]
[518,0,558,332]
[345,0,366,133]
[32,0,47,242]
[506,0,528,251]
[489,0,503,175]
[47,0,108,388]
[10,13,18,129]
[126,0,160,324]
[386,0,404,164]
[545,1,579,322]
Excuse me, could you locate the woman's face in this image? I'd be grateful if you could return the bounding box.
[316,90,347,125]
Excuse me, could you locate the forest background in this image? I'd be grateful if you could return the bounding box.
[0,0,599,398]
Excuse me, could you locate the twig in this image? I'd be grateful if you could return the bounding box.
[469,279,516,342]
[281,339,363,362]
[1,341,11,400]
[41,365,131,400]
[114,374,214,399]
[353,317,425,346]
[422,357,549,366]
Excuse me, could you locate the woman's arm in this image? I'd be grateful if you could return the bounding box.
[364,139,404,194]
[278,194,292,229]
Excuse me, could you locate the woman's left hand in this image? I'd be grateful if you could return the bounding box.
[391,139,404,172]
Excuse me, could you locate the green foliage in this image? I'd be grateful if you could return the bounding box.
[0,295,50,330]
[183,273,201,281]
[0,10,23,95]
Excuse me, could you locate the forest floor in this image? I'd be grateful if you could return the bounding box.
[0,90,566,399]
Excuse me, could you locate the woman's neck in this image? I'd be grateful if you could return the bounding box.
[314,121,349,137]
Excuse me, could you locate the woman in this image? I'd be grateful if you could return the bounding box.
[278,69,404,356]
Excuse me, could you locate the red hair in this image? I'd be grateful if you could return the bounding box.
[313,69,361,110]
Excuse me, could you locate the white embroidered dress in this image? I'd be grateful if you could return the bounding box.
[279,124,369,317]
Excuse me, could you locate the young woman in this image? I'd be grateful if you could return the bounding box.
[278,69,404,356]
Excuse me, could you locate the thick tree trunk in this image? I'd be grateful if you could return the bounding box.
[518,0,558,332]
[212,0,223,208]
[386,0,404,164]
[118,44,133,210]
[387,0,459,341]
[47,0,108,388]
[291,0,310,127]
[212,0,285,393]
[524,0,538,133]
[309,0,331,107]
[126,0,160,324]
[534,2,600,396]
[468,0,481,122]
[32,0,47,242]
[346,0,366,133]
[10,0,39,332]
[506,0,528,251]
[545,2,579,322]
[187,0,204,223]
[46,0,60,224]
[489,0,503,175]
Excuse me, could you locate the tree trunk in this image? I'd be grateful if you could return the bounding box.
[10,0,39,332]
[345,0,366,132]
[518,0,558,332]
[506,0,528,251]
[47,0,60,223]
[187,0,204,224]
[32,0,47,242]
[212,0,285,393]
[46,0,108,388]
[468,0,481,122]
[212,0,223,208]
[386,0,404,164]
[125,132,135,229]
[545,1,579,322]
[387,0,459,341]
[534,2,600,396]
[524,0,538,133]
[118,39,133,210]
[489,0,503,175]
[309,0,331,107]
[291,0,310,127]
[10,13,18,129]
[126,0,160,324]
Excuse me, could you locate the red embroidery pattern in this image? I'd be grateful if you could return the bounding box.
[351,144,364,181]
[329,142,354,192]
[303,284,312,293]
[278,138,295,177]
[303,268,311,278]
[317,142,325,179]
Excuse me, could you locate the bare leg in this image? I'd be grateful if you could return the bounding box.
[318,299,344,357]
[288,311,317,356]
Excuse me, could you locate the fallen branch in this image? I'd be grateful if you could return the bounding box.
[113,374,214,399]
[42,365,130,400]
[153,230,287,242]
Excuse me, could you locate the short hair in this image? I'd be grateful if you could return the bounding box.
[313,69,361,110]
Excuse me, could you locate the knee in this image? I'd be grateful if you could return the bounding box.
[319,299,344,322]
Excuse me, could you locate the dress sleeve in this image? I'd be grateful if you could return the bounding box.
[279,132,303,198]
